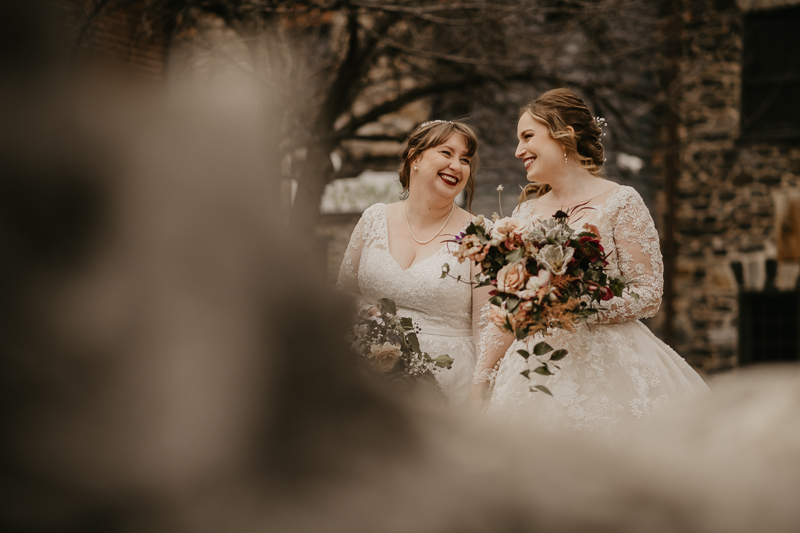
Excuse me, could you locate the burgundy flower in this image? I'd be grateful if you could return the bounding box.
[579,236,603,262]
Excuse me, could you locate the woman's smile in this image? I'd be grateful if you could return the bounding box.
[439,171,459,186]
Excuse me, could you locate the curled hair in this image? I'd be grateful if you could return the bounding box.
[518,88,606,204]
[398,120,480,212]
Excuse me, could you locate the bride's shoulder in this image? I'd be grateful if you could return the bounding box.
[604,184,646,208]
[511,198,536,218]
[360,202,388,222]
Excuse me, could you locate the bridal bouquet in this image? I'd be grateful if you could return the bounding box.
[444,208,633,389]
[350,298,454,393]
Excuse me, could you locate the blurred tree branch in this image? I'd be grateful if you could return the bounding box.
[72,0,659,244]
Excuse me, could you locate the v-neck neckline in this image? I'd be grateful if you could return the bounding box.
[381,203,463,273]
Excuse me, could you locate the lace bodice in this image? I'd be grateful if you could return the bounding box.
[337,203,472,330]
[337,203,484,403]
[473,185,666,385]
[477,186,706,436]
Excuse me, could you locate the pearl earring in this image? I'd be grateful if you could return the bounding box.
[413,165,418,171]
[564,153,568,164]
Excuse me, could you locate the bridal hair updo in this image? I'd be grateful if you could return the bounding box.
[399,120,480,212]
[519,88,606,203]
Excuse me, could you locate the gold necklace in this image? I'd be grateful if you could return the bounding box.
[534,186,617,208]
[403,200,456,245]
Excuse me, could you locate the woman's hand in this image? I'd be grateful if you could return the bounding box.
[468,381,491,412]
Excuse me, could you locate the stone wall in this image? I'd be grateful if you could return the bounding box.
[663,0,800,371]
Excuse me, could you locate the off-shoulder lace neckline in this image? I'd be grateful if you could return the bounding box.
[533,184,620,207]
[519,184,630,218]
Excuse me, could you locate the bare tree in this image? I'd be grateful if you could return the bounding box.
[71,0,659,243]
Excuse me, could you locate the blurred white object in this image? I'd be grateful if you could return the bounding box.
[617,152,644,173]
[320,170,401,214]
[321,170,465,214]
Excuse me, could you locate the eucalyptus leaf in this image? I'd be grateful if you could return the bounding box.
[400,317,414,330]
[406,332,422,354]
[533,365,553,376]
[520,369,531,378]
[532,385,553,396]
[378,298,397,315]
[533,341,553,355]
[476,226,489,244]
[431,353,454,368]
[507,296,520,313]
[517,349,531,359]
[549,349,568,361]
[441,263,451,279]
[506,248,525,263]
[515,328,527,340]
[489,295,503,307]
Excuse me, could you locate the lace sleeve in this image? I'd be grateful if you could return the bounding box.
[471,261,515,385]
[594,189,663,324]
[336,207,374,297]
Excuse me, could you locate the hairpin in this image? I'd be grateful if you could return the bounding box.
[594,116,608,136]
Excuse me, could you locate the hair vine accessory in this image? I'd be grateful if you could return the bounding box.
[418,119,454,130]
[594,116,608,137]
[564,152,568,164]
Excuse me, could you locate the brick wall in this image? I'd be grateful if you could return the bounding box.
[64,1,167,79]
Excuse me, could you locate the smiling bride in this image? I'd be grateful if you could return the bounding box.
[337,120,490,404]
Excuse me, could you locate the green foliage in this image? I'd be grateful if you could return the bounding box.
[533,341,553,355]
[533,365,553,376]
[506,248,524,263]
[440,263,450,279]
[378,298,396,315]
[406,332,421,354]
[517,349,531,359]
[431,353,454,369]
[549,349,568,361]
[531,385,553,396]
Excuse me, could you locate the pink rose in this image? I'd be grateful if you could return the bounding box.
[488,304,508,328]
[369,342,402,372]
[497,260,528,293]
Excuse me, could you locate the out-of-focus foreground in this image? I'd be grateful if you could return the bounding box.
[1,2,800,532]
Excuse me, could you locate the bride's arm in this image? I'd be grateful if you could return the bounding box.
[336,206,376,309]
[470,260,515,410]
[592,189,663,324]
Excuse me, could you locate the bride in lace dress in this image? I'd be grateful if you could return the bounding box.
[338,120,489,405]
[471,89,709,438]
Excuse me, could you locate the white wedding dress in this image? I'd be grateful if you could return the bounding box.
[478,186,709,439]
[337,203,478,405]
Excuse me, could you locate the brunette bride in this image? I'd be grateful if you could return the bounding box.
[470,89,709,438]
[337,120,490,405]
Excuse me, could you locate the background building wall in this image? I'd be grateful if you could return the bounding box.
[665,0,800,371]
